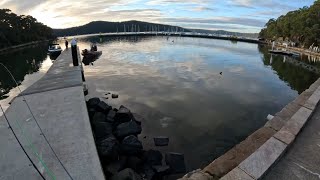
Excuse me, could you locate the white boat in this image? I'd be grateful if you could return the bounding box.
[48,44,62,53]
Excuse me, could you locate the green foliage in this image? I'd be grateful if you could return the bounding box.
[0,9,54,48]
[259,0,320,47]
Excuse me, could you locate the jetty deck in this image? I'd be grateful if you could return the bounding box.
[0,49,104,179]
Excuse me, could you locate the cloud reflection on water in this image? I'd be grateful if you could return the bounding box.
[79,36,314,170]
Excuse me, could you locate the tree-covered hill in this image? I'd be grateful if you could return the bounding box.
[259,0,320,47]
[53,20,190,37]
[0,9,54,49]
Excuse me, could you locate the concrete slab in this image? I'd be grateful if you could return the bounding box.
[239,137,287,179]
[220,167,254,180]
[303,89,320,110]
[203,127,276,178]
[1,86,104,180]
[0,49,104,180]
[291,107,312,126]
[273,129,295,145]
[264,116,285,131]
[263,101,320,180]
[20,50,83,96]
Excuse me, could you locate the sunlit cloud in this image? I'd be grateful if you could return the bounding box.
[0,0,315,32]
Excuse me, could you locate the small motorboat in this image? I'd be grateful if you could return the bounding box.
[81,44,102,65]
[81,49,102,58]
[48,44,62,54]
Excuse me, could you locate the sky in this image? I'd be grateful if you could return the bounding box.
[0,0,316,33]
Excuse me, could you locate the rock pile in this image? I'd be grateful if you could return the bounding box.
[86,97,186,180]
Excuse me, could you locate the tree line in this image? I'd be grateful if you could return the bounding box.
[259,0,320,48]
[0,9,54,49]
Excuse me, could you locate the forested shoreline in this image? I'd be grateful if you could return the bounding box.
[259,0,320,47]
[0,9,54,49]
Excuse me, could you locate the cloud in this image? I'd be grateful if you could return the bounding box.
[159,17,266,28]
[191,6,215,12]
[0,0,314,32]
[147,0,209,6]
[228,0,295,10]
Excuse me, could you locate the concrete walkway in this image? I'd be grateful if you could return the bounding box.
[263,104,320,180]
[0,49,105,180]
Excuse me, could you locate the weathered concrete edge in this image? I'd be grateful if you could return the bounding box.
[220,83,320,179]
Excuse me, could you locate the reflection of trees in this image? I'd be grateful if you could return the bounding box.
[78,35,160,45]
[258,45,319,94]
[0,44,48,97]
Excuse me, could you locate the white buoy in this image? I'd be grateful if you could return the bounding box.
[267,114,274,121]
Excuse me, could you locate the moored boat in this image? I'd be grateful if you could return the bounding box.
[48,44,62,54]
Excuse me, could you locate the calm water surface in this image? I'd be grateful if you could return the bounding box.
[1,36,319,171]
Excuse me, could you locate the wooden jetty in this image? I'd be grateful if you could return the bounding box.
[269,49,300,56]
[0,48,105,179]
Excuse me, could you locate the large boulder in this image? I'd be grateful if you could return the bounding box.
[106,110,116,123]
[142,165,155,180]
[120,135,143,155]
[126,156,143,171]
[105,156,127,176]
[114,121,142,139]
[131,114,142,125]
[96,136,119,161]
[165,152,186,174]
[115,105,132,124]
[153,137,169,146]
[92,112,107,123]
[96,101,112,114]
[88,108,96,120]
[143,150,162,166]
[152,165,170,174]
[92,122,113,140]
[110,168,142,180]
[87,97,101,109]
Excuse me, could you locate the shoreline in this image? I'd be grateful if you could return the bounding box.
[271,43,320,58]
[0,40,49,55]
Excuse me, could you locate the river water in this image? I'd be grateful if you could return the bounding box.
[1,36,319,171]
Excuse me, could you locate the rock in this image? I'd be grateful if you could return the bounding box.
[126,156,143,171]
[152,165,170,174]
[105,156,127,175]
[84,88,89,96]
[142,165,156,180]
[96,136,119,161]
[112,94,119,99]
[115,121,142,139]
[115,105,132,124]
[132,114,142,125]
[143,150,162,166]
[110,168,142,180]
[106,110,116,123]
[92,122,113,140]
[120,135,143,155]
[113,108,119,112]
[153,137,169,146]
[88,108,96,119]
[165,153,186,174]
[92,112,107,123]
[96,101,112,114]
[87,97,100,109]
